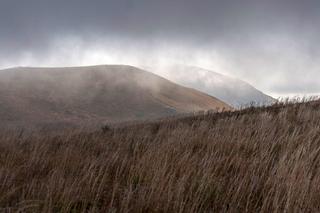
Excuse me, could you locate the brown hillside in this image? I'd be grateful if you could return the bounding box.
[0,100,320,212]
[0,65,230,129]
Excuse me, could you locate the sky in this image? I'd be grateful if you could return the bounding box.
[0,0,320,97]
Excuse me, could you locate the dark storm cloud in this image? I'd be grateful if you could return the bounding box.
[1,0,317,47]
[1,0,320,96]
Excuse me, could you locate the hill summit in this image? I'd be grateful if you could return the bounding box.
[0,65,231,130]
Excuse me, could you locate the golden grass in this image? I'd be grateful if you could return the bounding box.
[1,100,320,212]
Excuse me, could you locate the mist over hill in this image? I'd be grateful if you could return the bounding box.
[150,65,276,108]
[0,65,230,130]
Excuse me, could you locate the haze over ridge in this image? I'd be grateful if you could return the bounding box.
[1,0,320,97]
[0,65,230,130]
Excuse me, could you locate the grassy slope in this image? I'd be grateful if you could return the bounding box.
[1,100,320,212]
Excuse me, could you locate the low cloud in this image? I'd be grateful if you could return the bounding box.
[1,0,320,96]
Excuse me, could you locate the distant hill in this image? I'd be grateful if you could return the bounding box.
[0,65,231,130]
[149,65,275,108]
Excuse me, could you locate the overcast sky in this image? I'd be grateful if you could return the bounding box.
[1,0,319,96]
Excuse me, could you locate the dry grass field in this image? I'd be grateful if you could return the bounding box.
[1,100,320,212]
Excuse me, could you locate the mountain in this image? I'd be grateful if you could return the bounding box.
[149,65,276,108]
[0,65,231,130]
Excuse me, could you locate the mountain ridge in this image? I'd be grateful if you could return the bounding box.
[148,65,275,108]
[0,65,231,130]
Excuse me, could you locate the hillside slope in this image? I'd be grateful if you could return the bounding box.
[0,65,230,129]
[0,100,320,211]
[150,65,275,108]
